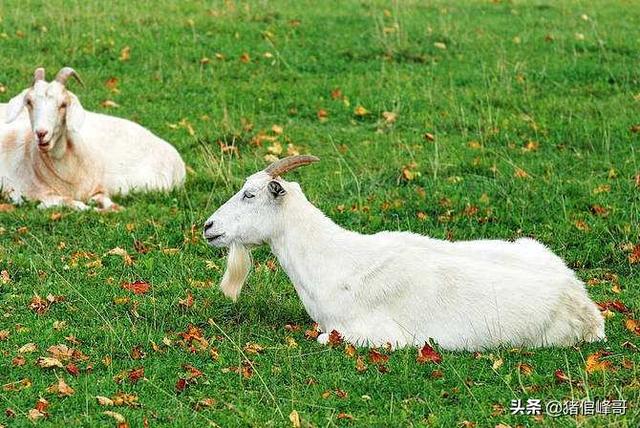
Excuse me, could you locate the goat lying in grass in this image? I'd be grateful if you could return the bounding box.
[203,155,605,351]
[0,67,185,210]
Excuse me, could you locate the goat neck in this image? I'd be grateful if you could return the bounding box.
[268,193,361,322]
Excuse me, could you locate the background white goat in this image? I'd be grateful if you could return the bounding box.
[203,155,605,351]
[0,67,185,210]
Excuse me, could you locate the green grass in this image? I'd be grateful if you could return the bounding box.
[1,0,639,426]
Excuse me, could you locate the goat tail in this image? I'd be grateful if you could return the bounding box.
[220,243,252,302]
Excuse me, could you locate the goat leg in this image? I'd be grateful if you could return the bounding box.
[90,192,122,212]
[38,195,89,211]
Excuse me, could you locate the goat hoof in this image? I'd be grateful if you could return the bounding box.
[317,333,329,345]
[71,201,90,211]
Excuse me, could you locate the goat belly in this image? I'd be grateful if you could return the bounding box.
[317,244,603,351]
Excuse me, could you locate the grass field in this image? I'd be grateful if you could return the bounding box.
[1,0,639,426]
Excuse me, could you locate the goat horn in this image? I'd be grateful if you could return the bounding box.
[55,67,84,87]
[32,67,45,84]
[264,155,320,177]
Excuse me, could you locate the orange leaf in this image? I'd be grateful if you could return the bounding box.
[625,318,640,336]
[121,281,150,295]
[344,344,357,358]
[368,348,389,365]
[585,350,614,373]
[416,343,442,364]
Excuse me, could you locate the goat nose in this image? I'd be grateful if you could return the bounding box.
[204,220,214,232]
[36,129,48,140]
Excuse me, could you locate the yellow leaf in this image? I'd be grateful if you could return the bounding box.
[119,46,131,61]
[354,105,369,117]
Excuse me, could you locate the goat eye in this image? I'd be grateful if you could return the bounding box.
[243,191,255,199]
[25,99,32,106]
[60,103,67,109]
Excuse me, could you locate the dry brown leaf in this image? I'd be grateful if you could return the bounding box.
[37,357,64,369]
[103,410,126,423]
[18,343,37,353]
[517,362,534,376]
[47,378,75,397]
[96,396,114,406]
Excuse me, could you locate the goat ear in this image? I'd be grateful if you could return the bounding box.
[66,94,86,132]
[268,180,286,198]
[5,89,28,124]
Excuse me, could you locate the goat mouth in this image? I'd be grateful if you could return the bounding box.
[206,233,225,243]
[37,140,51,150]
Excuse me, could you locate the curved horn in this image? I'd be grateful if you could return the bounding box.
[264,155,320,177]
[32,67,45,85]
[55,67,84,87]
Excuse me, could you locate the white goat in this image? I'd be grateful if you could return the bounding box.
[0,67,185,210]
[203,155,605,351]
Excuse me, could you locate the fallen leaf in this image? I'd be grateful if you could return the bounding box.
[514,167,529,179]
[337,413,354,420]
[317,109,328,121]
[328,330,343,347]
[417,343,442,364]
[355,356,367,373]
[628,244,640,264]
[121,280,150,295]
[625,318,640,336]
[597,300,631,315]
[574,220,590,231]
[175,378,188,393]
[424,132,435,141]
[103,410,126,423]
[243,343,265,354]
[585,351,614,373]
[433,42,447,49]
[37,357,64,369]
[344,344,357,358]
[304,323,319,340]
[179,292,194,309]
[29,295,50,314]
[369,348,389,365]
[28,408,46,421]
[111,392,140,407]
[96,396,114,406]
[128,367,144,383]
[289,410,301,428]
[590,204,609,217]
[517,362,534,376]
[12,356,26,367]
[18,343,37,354]
[108,247,133,265]
[0,204,15,213]
[47,377,75,397]
[119,46,130,61]
[382,111,397,123]
[554,369,570,383]
[240,52,251,63]
[354,105,369,117]
[335,388,348,399]
[66,363,80,377]
[194,398,216,411]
